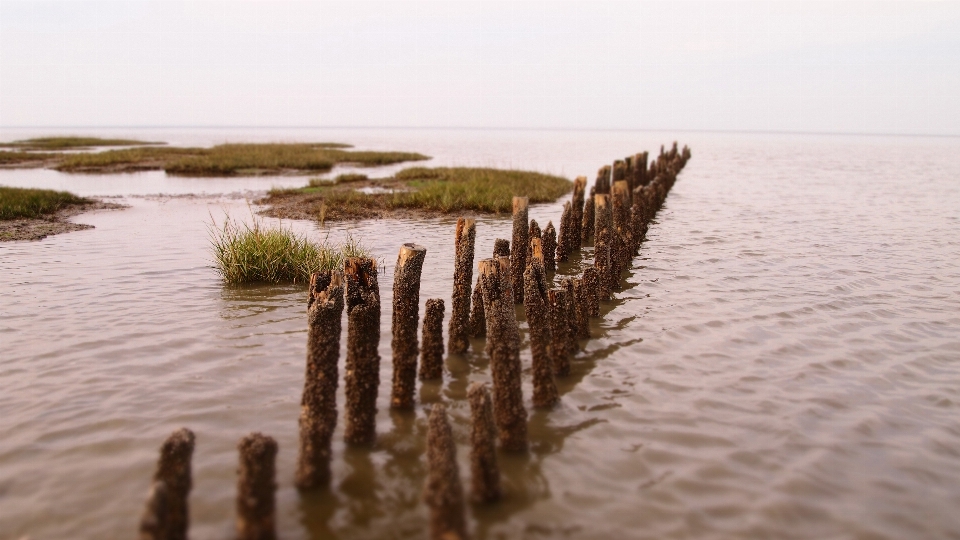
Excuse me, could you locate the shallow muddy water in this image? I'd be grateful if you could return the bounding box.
[2,128,960,539]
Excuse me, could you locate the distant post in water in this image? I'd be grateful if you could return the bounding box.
[141,428,195,540]
[542,221,557,273]
[556,201,572,262]
[510,196,529,303]
[594,194,614,300]
[344,257,381,445]
[236,433,277,540]
[419,299,445,381]
[468,382,501,503]
[447,218,476,355]
[297,270,344,489]
[424,403,468,540]
[478,258,528,452]
[524,239,559,408]
[571,176,586,250]
[581,186,596,244]
[391,243,427,410]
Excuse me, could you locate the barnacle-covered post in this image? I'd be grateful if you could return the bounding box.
[344,257,381,445]
[570,176,586,250]
[391,243,427,410]
[141,428,195,540]
[542,221,557,273]
[419,299,445,380]
[594,194,614,300]
[556,201,573,262]
[447,218,475,355]
[524,239,558,408]
[573,276,590,339]
[478,258,528,452]
[424,403,468,540]
[582,267,601,317]
[581,186,596,244]
[296,270,344,489]
[612,180,631,275]
[547,287,572,377]
[595,165,611,195]
[510,196,529,303]
[468,383,501,503]
[561,278,580,358]
[236,433,278,540]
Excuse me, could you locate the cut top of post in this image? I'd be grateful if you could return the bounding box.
[396,243,427,267]
[512,196,529,214]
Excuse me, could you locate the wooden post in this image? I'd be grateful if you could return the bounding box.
[581,186,596,244]
[141,428,194,540]
[561,277,580,358]
[447,218,475,355]
[419,299,445,380]
[582,267,601,317]
[595,165,611,195]
[574,277,590,339]
[612,180,631,276]
[493,238,510,257]
[391,243,427,410]
[344,257,381,446]
[571,176,586,250]
[527,218,541,263]
[478,258,528,452]
[424,403,468,540]
[468,383,501,503]
[542,221,557,273]
[297,270,344,489]
[236,433,277,540]
[556,201,572,262]
[524,239,559,408]
[510,196,529,303]
[594,194,614,300]
[547,287,571,377]
[468,281,485,338]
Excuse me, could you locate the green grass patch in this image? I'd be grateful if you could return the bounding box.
[0,151,59,164]
[0,137,163,150]
[0,186,91,220]
[209,215,369,285]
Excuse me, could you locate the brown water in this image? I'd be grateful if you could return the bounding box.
[2,129,960,539]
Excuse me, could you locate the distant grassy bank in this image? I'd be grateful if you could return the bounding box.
[0,137,430,176]
[0,186,92,220]
[262,167,572,222]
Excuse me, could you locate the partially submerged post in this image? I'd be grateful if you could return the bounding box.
[236,433,277,540]
[527,218,541,262]
[468,283,485,338]
[297,270,344,489]
[582,267,601,317]
[391,243,427,410]
[594,194,614,300]
[595,165,611,195]
[468,382,501,503]
[510,196,529,303]
[570,176,586,250]
[581,186,596,244]
[612,181,631,275]
[556,201,572,262]
[573,277,590,339]
[561,278,580,358]
[142,428,195,540]
[547,287,572,377]
[478,258,528,452]
[419,299,445,381]
[447,218,476,355]
[344,257,381,446]
[424,403,468,540]
[542,222,557,273]
[524,239,559,408]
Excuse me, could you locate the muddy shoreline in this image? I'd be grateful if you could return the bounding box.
[0,200,125,242]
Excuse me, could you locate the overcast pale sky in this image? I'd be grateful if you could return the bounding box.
[1,1,957,134]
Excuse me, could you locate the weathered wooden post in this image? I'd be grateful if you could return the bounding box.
[527,218,541,262]
[581,186,596,244]
[468,283,486,338]
[344,257,381,446]
[542,222,557,273]
[511,196,529,303]
[297,270,344,489]
[468,382,501,503]
[524,239,559,408]
[140,428,194,540]
[447,218,475,355]
[419,299,445,380]
[582,267,601,317]
[594,194,614,300]
[595,165,611,195]
[424,403,468,540]
[391,243,427,410]
[556,201,572,262]
[478,258,528,452]
[573,276,590,339]
[612,180,631,275]
[236,433,277,540]
[561,278,580,357]
[570,176,586,250]
[547,287,572,377]
[493,238,510,258]
[634,151,649,187]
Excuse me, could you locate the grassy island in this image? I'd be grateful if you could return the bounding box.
[261,167,572,222]
[0,136,163,151]
[0,186,118,241]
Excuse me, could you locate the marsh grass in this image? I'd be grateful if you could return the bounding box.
[333,173,370,184]
[0,151,59,164]
[0,137,162,150]
[209,215,369,284]
[54,143,428,175]
[0,186,91,220]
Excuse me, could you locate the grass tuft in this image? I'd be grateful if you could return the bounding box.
[333,173,370,184]
[208,215,369,285]
[0,186,91,220]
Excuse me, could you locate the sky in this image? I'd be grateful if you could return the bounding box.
[0,0,958,135]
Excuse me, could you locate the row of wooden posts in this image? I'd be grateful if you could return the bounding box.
[138,143,691,540]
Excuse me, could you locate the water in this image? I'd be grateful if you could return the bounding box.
[2,128,959,539]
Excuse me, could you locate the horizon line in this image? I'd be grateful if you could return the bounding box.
[0,125,957,139]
